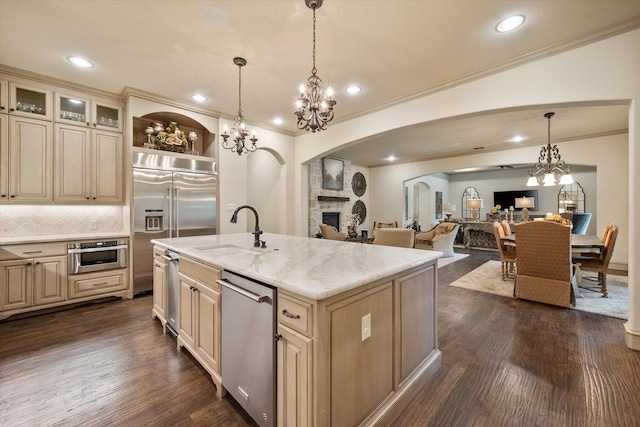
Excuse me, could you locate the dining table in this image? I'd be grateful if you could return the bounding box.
[500,233,604,254]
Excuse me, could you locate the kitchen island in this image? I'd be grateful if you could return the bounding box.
[152,233,442,426]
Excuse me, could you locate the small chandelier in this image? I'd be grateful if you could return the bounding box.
[222,57,257,156]
[294,0,336,133]
[526,112,574,187]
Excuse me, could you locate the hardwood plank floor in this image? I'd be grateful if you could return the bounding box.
[1,249,638,426]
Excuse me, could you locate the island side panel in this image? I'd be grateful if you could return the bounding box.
[329,282,394,426]
[399,264,437,381]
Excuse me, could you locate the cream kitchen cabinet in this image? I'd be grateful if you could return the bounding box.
[54,124,123,203]
[151,246,169,333]
[54,92,123,132]
[0,242,67,320]
[1,115,52,202]
[8,82,52,120]
[67,269,128,299]
[0,79,7,113]
[177,256,224,398]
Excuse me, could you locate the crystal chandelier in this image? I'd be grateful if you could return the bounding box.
[294,0,336,133]
[221,57,257,156]
[526,112,574,187]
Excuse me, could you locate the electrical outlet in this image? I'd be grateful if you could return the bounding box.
[89,220,97,230]
[361,313,371,341]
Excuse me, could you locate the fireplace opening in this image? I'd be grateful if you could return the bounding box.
[322,212,340,230]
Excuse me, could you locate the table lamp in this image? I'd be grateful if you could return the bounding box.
[443,203,456,221]
[515,197,535,221]
[467,198,483,222]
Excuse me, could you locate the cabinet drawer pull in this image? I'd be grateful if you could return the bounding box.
[282,309,301,320]
[22,250,43,255]
[92,282,109,287]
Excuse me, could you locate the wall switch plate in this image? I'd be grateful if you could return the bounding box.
[362,313,371,341]
[89,220,97,230]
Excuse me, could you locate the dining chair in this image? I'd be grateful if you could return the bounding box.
[493,221,516,280]
[500,220,512,237]
[513,221,576,307]
[573,224,618,297]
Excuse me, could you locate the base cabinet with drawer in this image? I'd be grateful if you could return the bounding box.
[67,269,127,299]
[176,256,224,398]
[0,243,67,318]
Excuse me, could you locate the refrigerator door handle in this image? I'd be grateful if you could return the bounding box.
[175,187,179,238]
[167,187,173,239]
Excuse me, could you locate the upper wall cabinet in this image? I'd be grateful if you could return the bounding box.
[55,92,123,132]
[0,80,7,113]
[8,82,52,120]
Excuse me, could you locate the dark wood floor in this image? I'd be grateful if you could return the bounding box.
[1,249,638,426]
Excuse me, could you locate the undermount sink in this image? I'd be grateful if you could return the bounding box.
[193,244,263,257]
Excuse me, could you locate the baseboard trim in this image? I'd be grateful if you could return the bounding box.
[624,322,640,351]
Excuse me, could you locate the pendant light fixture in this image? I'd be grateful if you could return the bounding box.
[221,57,257,156]
[526,112,574,187]
[294,0,336,133]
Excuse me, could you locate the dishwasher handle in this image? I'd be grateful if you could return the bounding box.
[217,279,271,304]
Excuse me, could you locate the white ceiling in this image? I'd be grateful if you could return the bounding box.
[1,1,639,167]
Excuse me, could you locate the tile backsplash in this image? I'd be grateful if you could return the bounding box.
[0,205,124,238]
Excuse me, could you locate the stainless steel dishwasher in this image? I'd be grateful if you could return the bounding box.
[218,271,276,427]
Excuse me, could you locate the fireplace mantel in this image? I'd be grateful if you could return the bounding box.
[317,196,350,202]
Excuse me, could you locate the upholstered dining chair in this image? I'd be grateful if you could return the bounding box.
[573,224,618,297]
[372,228,415,248]
[500,220,512,237]
[319,224,347,241]
[514,221,576,307]
[493,221,516,280]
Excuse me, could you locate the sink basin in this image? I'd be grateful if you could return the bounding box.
[193,244,262,257]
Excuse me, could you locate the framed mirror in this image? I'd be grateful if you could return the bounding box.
[461,187,480,219]
[558,181,585,213]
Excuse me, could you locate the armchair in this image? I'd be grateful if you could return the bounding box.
[514,221,576,307]
[372,221,398,239]
[415,223,459,257]
[319,224,347,241]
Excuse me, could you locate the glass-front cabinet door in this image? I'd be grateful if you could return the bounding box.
[92,102,122,132]
[9,82,52,120]
[55,93,90,126]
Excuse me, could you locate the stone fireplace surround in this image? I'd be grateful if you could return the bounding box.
[308,158,358,236]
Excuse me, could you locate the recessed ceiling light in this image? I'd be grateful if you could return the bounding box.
[191,94,207,102]
[273,118,284,125]
[512,136,524,143]
[68,56,93,68]
[387,155,395,162]
[496,15,525,33]
[346,85,361,94]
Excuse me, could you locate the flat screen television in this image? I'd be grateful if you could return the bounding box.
[493,190,539,211]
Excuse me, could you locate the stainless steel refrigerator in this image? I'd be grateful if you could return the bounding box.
[132,150,217,295]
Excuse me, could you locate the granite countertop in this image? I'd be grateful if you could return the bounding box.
[152,233,442,300]
[0,232,131,245]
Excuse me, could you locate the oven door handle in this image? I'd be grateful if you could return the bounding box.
[67,245,129,254]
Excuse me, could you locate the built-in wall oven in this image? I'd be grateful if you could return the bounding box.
[67,240,129,275]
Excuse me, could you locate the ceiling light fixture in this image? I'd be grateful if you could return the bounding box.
[273,118,284,125]
[526,112,574,187]
[496,15,525,32]
[68,56,93,68]
[294,0,336,133]
[191,94,207,102]
[346,85,361,94]
[221,57,257,156]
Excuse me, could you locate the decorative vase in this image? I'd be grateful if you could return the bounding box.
[348,227,358,238]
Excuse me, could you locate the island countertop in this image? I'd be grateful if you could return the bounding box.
[151,233,442,300]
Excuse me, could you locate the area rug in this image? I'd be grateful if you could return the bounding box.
[438,253,469,269]
[449,260,628,319]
